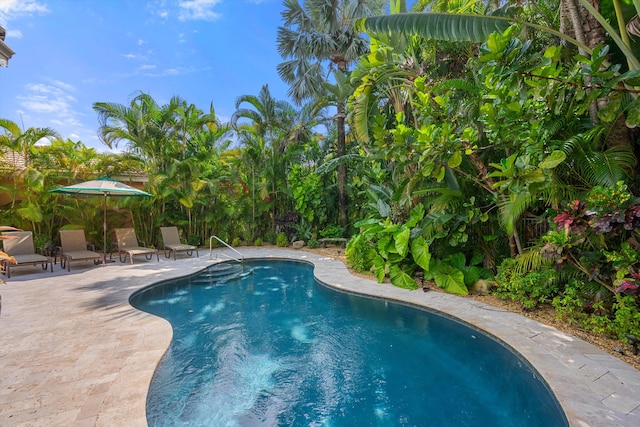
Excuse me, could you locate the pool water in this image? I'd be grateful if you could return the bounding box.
[130,259,568,427]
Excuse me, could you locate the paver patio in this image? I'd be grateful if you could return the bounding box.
[1,248,639,426]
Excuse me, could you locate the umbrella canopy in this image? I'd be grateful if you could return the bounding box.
[50,178,153,198]
[50,177,153,265]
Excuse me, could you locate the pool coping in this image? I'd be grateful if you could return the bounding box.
[0,247,638,426]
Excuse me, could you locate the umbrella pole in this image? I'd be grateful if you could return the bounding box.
[103,193,107,266]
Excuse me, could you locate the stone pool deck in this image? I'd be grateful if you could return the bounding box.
[0,247,639,426]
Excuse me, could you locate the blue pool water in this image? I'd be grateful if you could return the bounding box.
[130,259,568,427]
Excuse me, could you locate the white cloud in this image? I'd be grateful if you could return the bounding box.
[6,28,20,38]
[0,0,49,26]
[178,0,222,21]
[18,81,77,114]
[123,51,151,61]
[139,65,198,78]
[48,79,75,92]
[14,79,105,150]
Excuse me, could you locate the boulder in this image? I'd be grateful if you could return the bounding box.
[292,240,305,249]
[469,279,493,295]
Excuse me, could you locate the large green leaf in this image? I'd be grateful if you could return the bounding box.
[360,13,511,43]
[447,252,466,270]
[406,203,425,228]
[354,218,381,228]
[448,151,462,169]
[358,11,592,57]
[378,234,393,256]
[411,236,431,271]
[393,226,410,257]
[463,266,483,286]
[432,263,468,295]
[389,264,419,290]
[539,150,566,169]
[373,255,386,283]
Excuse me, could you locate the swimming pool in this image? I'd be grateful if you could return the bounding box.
[130,259,568,426]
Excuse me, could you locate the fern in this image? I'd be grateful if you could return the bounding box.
[512,249,550,275]
[558,126,636,189]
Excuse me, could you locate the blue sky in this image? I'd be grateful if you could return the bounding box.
[0,0,292,152]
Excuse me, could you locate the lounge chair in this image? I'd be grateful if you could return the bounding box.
[1,231,53,278]
[59,229,102,271]
[160,226,198,260]
[114,228,158,264]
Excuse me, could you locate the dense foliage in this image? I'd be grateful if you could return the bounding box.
[2,0,640,345]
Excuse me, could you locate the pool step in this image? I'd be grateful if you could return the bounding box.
[192,263,251,284]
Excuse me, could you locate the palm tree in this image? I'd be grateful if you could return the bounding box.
[277,0,387,226]
[0,119,60,169]
[93,93,166,170]
[231,84,292,144]
[0,119,60,214]
[232,86,297,229]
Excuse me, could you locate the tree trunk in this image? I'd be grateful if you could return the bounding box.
[337,100,348,227]
[562,0,603,123]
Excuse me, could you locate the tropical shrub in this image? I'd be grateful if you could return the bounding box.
[507,182,640,341]
[288,164,327,227]
[345,233,376,272]
[231,237,242,247]
[188,234,201,246]
[494,258,561,309]
[291,219,313,242]
[307,238,320,249]
[352,204,430,290]
[553,282,640,341]
[264,231,276,245]
[320,224,344,238]
[276,232,289,247]
[540,182,640,296]
[254,238,263,246]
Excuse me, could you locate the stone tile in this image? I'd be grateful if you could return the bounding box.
[602,392,640,415]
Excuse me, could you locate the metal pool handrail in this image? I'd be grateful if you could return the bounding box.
[209,235,244,262]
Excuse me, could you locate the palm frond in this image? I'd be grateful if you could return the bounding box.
[359,12,511,43]
[315,153,364,175]
[358,9,593,55]
[498,191,535,235]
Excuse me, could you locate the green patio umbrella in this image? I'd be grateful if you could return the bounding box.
[50,177,153,265]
